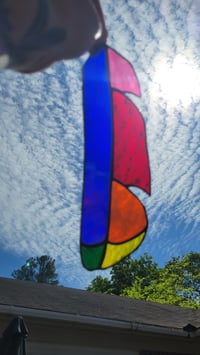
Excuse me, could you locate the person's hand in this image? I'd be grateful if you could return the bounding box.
[0,0,107,73]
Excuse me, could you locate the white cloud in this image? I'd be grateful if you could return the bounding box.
[0,0,199,288]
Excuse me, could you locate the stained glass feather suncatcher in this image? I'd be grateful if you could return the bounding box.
[0,0,151,271]
[81,45,151,270]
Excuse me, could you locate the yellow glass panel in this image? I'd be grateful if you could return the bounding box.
[101,232,145,269]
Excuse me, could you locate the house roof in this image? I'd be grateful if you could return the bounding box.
[0,277,199,334]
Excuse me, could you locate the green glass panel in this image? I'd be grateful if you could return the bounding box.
[81,244,105,270]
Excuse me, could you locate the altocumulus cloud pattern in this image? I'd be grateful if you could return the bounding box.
[0,0,199,288]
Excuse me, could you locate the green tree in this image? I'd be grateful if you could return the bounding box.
[11,255,59,285]
[110,255,134,295]
[87,252,200,309]
[110,253,159,295]
[87,253,160,295]
[123,253,200,309]
[86,275,112,293]
[130,253,160,288]
[164,252,200,305]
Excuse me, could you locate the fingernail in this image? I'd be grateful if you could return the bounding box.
[0,54,10,69]
[94,23,103,40]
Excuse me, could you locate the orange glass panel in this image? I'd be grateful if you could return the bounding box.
[108,181,147,244]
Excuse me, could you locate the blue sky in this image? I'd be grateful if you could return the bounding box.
[0,0,199,289]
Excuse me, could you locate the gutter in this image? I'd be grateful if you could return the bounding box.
[0,304,199,338]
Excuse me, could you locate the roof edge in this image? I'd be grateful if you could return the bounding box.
[0,304,198,338]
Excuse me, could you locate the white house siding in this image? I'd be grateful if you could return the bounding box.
[27,342,139,355]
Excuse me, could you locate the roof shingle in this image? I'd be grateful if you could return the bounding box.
[0,277,199,331]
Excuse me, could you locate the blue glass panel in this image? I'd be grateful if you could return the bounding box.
[81,47,113,245]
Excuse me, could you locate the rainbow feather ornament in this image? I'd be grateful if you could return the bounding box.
[81,45,150,270]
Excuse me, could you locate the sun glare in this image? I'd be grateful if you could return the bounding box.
[153,55,200,106]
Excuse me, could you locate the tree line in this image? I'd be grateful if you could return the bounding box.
[87,252,200,309]
[11,255,58,285]
[11,252,200,309]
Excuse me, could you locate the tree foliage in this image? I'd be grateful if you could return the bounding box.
[87,252,200,309]
[87,275,112,294]
[110,253,159,295]
[11,255,59,285]
[87,253,159,295]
